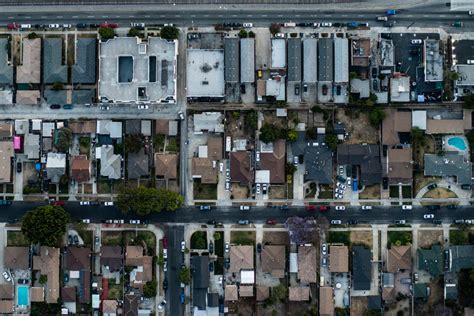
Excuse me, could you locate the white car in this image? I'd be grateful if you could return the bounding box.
[361,206,373,210]
[243,23,253,28]
[181,241,186,252]
[331,220,342,225]
[411,39,422,45]
[335,193,343,199]
[335,188,344,195]
[256,183,261,194]
[274,33,285,38]
[320,22,332,27]
[2,272,11,282]
[138,104,149,109]
[225,181,231,191]
[130,219,141,224]
[218,276,223,284]
[225,242,230,253]
[335,206,346,211]
[48,24,60,28]
[131,22,145,28]
[80,201,90,206]
[113,219,124,224]
[104,201,114,206]
[163,260,167,272]
[82,219,90,224]
[321,243,327,255]
[337,183,346,190]
[163,249,168,259]
[402,205,413,210]
[178,111,185,120]
[158,300,167,311]
[240,205,250,211]
[423,214,434,219]
[63,24,72,28]
[256,151,260,162]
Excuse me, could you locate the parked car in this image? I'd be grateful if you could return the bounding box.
[73,235,79,245]
[401,205,413,210]
[257,243,262,253]
[411,39,423,45]
[256,183,261,194]
[423,214,434,219]
[238,219,250,225]
[2,272,11,282]
[322,84,328,95]
[225,242,230,253]
[209,262,214,272]
[130,219,141,224]
[163,249,168,259]
[130,22,145,28]
[82,219,90,224]
[330,220,342,225]
[50,104,61,109]
[427,183,438,190]
[335,206,346,211]
[163,260,167,272]
[200,205,211,211]
[99,22,118,28]
[280,205,289,210]
[50,200,65,206]
[48,24,60,28]
[158,300,167,310]
[163,236,168,249]
[137,104,149,109]
[321,243,327,255]
[178,111,185,120]
[394,220,406,225]
[433,220,442,225]
[243,22,253,28]
[447,204,458,209]
[336,175,346,183]
[348,219,358,225]
[104,201,114,206]
[7,23,19,30]
[209,242,214,254]
[224,258,230,269]
[180,292,185,304]
[361,205,373,210]
[162,279,168,291]
[320,22,332,27]
[181,241,186,252]
[337,183,346,190]
[319,205,330,212]
[426,205,440,211]
[80,201,90,206]
[207,220,216,225]
[77,23,88,28]
[266,219,277,225]
[240,205,250,211]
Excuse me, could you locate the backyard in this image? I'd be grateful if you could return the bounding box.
[7,231,29,247]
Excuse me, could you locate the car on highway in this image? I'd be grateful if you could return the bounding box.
[238,219,250,225]
[394,220,406,225]
[80,201,90,206]
[423,214,434,219]
[401,205,413,210]
[330,220,342,225]
[240,205,250,211]
[2,272,11,282]
[131,22,145,28]
[335,206,346,211]
[209,242,214,254]
[386,9,397,15]
[130,219,141,224]
[50,104,61,109]
[181,241,186,252]
[243,22,253,28]
[82,219,90,224]
[321,243,327,255]
[104,201,114,206]
[137,104,149,109]
[361,205,373,210]
[320,22,332,27]
[225,242,230,253]
[266,219,277,225]
[377,16,388,21]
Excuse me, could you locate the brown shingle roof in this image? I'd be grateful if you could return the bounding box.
[387,245,412,273]
[0,122,12,138]
[16,90,40,105]
[261,245,286,278]
[0,142,13,183]
[33,246,60,303]
[102,300,118,313]
[225,284,238,301]
[230,151,252,185]
[382,287,396,302]
[239,285,254,297]
[154,153,178,179]
[71,155,91,183]
[100,246,123,271]
[382,109,412,145]
[0,284,13,299]
[0,300,13,314]
[319,287,334,316]
[155,119,177,136]
[65,247,91,271]
[426,119,464,134]
[192,157,218,184]
[4,247,29,270]
[17,38,41,84]
[229,245,254,273]
[289,286,310,301]
[124,293,139,316]
[260,139,286,184]
[61,286,76,302]
[298,245,317,283]
[329,245,349,273]
[387,148,413,184]
[207,136,223,161]
[30,287,44,302]
[256,286,269,301]
[126,246,144,266]
[69,120,96,134]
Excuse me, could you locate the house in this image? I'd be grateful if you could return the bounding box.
[0,300,13,314]
[0,122,12,139]
[387,148,413,185]
[260,139,286,184]
[0,284,13,299]
[225,284,238,301]
[46,152,66,183]
[319,286,334,316]
[288,286,310,301]
[69,120,97,134]
[24,133,40,160]
[192,158,218,184]
[33,246,60,303]
[16,90,40,105]
[424,153,471,185]
[417,245,443,277]
[97,145,121,179]
[125,120,141,135]
[127,149,149,179]
[64,247,91,303]
[102,300,118,315]
[17,38,41,84]
[390,75,410,102]
[239,285,254,298]
[61,287,76,303]
[154,153,178,179]
[30,287,45,302]
[337,144,382,185]
[449,245,474,272]
[72,38,97,84]
[414,283,430,299]
[382,109,412,146]
[261,245,286,278]
[329,245,349,273]
[4,247,29,270]
[207,136,223,161]
[229,245,254,273]
[298,245,317,283]
[304,138,333,184]
[0,142,13,183]
[100,246,123,272]
[123,293,139,316]
[43,38,68,84]
[256,286,270,301]
[97,120,122,139]
[71,155,91,183]
[230,152,253,186]
[386,245,412,273]
[99,37,177,103]
[125,246,153,288]
[352,246,371,291]
[0,39,13,85]
[193,112,224,134]
[191,256,210,311]
[155,119,178,136]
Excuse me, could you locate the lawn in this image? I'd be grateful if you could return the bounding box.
[194,180,217,200]
[124,231,156,255]
[214,231,224,257]
[449,230,469,245]
[231,231,256,245]
[97,179,112,194]
[167,137,179,153]
[102,231,123,246]
[389,186,399,198]
[318,190,333,199]
[328,231,351,245]
[79,137,91,156]
[401,186,412,198]
[359,185,380,199]
[423,187,457,199]
[191,231,208,249]
[387,231,412,246]
[107,279,123,300]
[7,231,29,246]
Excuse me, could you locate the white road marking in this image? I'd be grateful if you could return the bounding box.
[57,16,63,18]
[8,16,13,19]
[72,16,78,18]
[102,15,109,18]
[262,14,268,17]
[342,14,348,17]
[87,16,94,18]
[357,14,365,17]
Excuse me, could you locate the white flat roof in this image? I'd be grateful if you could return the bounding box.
[255,170,270,184]
[240,270,255,284]
[412,110,427,130]
[186,49,225,97]
[334,38,349,83]
[271,39,286,68]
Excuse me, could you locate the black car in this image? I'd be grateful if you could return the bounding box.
[382,177,388,190]
[257,243,262,253]
[77,23,88,28]
[447,204,457,209]
[68,235,73,245]
[461,184,472,190]
[426,205,441,211]
[207,220,216,225]
[348,219,358,225]
[433,220,442,225]
[209,242,214,254]
[16,162,22,173]
[209,262,214,272]
[224,258,230,269]
[73,235,79,245]
[50,104,61,109]
[163,279,168,291]
[427,183,438,190]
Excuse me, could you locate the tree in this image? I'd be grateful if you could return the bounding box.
[238,29,248,38]
[99,27,115,41]
[271,284,287,302]
[349,72,358,80]
[285,216,317,244]
[124,134,143,154]
[464,94,474,109]
[191,231,207,249]
[157,254,165,267]
[269,23,281,35]
[325,133,338,151]
[449,71,460,81]
[128,27,142,37]
[56,127,73,152]
[368,108,386,127]
[160,26,179,40]
[39,274,48,285]
[260,123,284,144]
[143,280,157,298]
[116,186,184,216]
[287,130,298,142]
[248,31,255,38]
[232,111,241,120]
[213,232,221,241]
[244,111,258,130]
[286,163,297,175]
[27,32,38,40]
[21,205,70,246]
[411,127,426,147]
[179,266,192,284]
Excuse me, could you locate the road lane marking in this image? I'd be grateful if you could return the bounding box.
[342,14,348,17]
[145,15,150,18]
[72,15,78,18]
[87,16,94,18]
[57,16,63,18]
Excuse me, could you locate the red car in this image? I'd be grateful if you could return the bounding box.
[7,23,18,30]
[162,236,168,249]
[99,23,118,29]
[266,219,277,225]
[319,205,330,212]
[306,205,316,211]
[50,200,65,206]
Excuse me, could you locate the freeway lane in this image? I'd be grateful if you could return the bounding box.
[3,202,474,225]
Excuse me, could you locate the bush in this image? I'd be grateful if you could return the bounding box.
[143,280,157,298]
[238,29,248,38]
[269,23,281,34]
[260,123,285,144]
[160,26,179,40]
[368,108,386,127]
[99,27,115,41]
[464,94,474,109]
[127,27,142,37]
[248,31,255,38]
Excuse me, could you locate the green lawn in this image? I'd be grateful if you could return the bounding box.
[401,186,412,198]
[101,231,123,246]
[318,190,333,199]
[191,231,208,249]
[7,231,30,246]
[124,231,156,255]
[388,231,412,246]
[389,186,399,198]
[327,231,350,245]
[231,231,256,245]
[450,230,469,245]
[107,279,123,300]
[193,181,217,199]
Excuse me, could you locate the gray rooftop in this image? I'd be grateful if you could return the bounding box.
[240,38,255,83]
[287,38,302,82]
[191,256,209,310]
[99,37,176,103]
[99,145,121,179]
[334,38,349,83]
[455,65,474,86]
[186,49,225,98]
[0,39,13,84]
[424,40,443,82]
[224,38,239,83]
[352,246,371,291]
[304,137,333,184]
[43,38,68,84]
[337,144,382,185]
[72,38,97,84]
[72,90,95,104]
[424,153,471,185]
[450,245,474,272]
[127,148,149,179]
[44,89,67,105]
[318,38,333,82]
[303,38,317,83]
[380,39,394,67]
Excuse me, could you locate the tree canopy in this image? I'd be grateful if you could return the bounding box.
[160,26,179,40]
[116,186,184,216]
[124,134,143,154]
[56,127,73,152]
[21,205,70,246]
[259,123,285,144]
[179,266,192,284]
[464,94,474,109]
[368,108,386,127]
[127,27,142,38]
[99,27,115,41]
[285,216,317,244]
[143,280,157,298]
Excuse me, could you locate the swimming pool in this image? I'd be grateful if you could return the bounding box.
[447,136,467,151]
[17,286,29,306]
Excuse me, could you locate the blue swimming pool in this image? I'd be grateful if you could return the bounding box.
[447,137,467,151]
[17,286,29,306]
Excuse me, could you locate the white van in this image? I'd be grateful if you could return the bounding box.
[284,22,296,27]
[219,162,224,173]
[411,39,422,45]
[377,16,388,21]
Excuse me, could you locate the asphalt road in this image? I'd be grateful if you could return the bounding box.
[4,202,474,224]
[164,225,184,316]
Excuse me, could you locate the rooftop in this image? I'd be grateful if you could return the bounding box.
[193,112,224,133]
[192,157,218,184]
[287,38,302,82]
[424,39,443,82]
[289,286,310,301]
[424,152,471,185]
[43,38,68,84]
[0,141,13,183]
[318,38,333,82]
[329,245,349,273]
[154,153,178,179]
[352,246,371,291]
[387,245,412,273]
[69,120,96,134]
[225,284,238,301]
[4,247,29,270]
[380,39,394,67]
[64,246,91,271]
[298,245,317,283]
[230,151,253,186]
[186,49,224,98]
[33,246,60,303]
[319,287,334,315]
[351,38,371,67]
[100,246,123,272]
[304,138,333,184]
[260,139,286,184]
[72,38,97,84]
[387,148,413,184]
[334,38,349,83]
[417,245,443,277]
[127,148,149,179]
[71,155,90,183]
[455,64,474,86]
[99,37,176,103]
[240,38,255,83]
[271,38,286,69]
[450,245,474,272]
[155,119,178,136]
[17,38,41,84]
[97,145,121,179]
[337,144,382,185]
[16,90,40,105]
[46,152,67,183]
[229,245,254,273]
[224,38,239,83]
[390,74,411,102]
[382,109,412,145]
[303,38,317,83]
[0,39,13,84]
[350,78,370,98]
[261,245,286,278]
